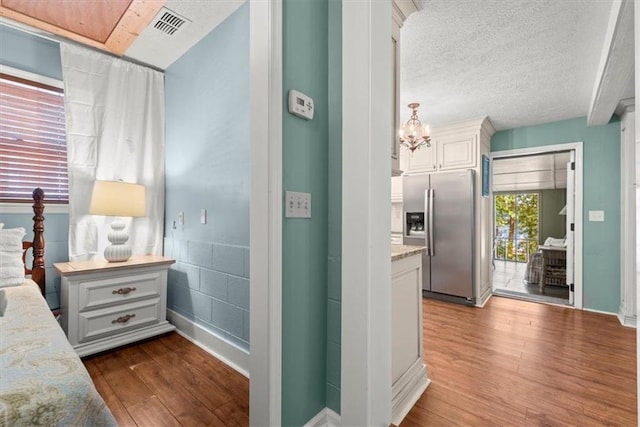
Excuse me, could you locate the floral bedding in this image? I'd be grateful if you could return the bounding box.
[0,280,116,426]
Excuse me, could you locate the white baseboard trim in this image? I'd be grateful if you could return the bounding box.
[582,307,618,317]
[477,291,492,308]
[303,407,341,427]
[167,309,249,378]
[617,310,637,328]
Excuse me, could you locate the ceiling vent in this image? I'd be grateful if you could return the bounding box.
[152,7,190,36]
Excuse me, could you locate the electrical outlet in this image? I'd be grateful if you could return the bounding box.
[285,191,311,218]
[178,211,184,225]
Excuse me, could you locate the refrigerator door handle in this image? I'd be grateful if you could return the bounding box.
[428,188,435,256]
[424,189,429,254]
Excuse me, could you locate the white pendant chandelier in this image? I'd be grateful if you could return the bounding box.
[399,103,431,152]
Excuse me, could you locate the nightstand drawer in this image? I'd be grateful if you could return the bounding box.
[78,298,161,343]
[78,272,162,312]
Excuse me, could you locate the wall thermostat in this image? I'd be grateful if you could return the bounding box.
[288,90,314,120]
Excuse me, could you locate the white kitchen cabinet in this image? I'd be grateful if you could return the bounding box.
[437,134,477,170]
[400,142,437,173]
[391,175,403,202]
[391,0,421,176]
[391,245,430,425]
[391,176,404,244]
[55,256,176,357]
[391,204,403,234]
[401,119,484,175]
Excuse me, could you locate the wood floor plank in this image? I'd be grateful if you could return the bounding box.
[88,351,155,409]
[132,359,227,426]
[139,337,236,410]
[402,296,637,426]
[413,382,527,426]
[84,359,138,427]
[160,333,250,406]
[213,399,250,427]
[83,332,249,426]
[127,396,181,427]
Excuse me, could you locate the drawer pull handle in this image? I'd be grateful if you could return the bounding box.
[112,314,136,324]
[112,287,137,295]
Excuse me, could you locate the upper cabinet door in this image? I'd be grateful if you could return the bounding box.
[437,134,477,170]
[401,143,437,173]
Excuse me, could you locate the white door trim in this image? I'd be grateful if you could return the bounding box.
[619,102,636,327]
[634,0,640,415]
[341,0,393,425]
[491,142,584,309]
[249,0,282,425]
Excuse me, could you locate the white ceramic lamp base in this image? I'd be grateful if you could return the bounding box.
[104,221,132,262]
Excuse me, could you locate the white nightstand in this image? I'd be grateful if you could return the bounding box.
[55,255,176,357]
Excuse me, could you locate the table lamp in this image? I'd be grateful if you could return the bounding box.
[89,180,146,262]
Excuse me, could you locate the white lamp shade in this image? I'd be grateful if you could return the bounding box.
[89,180,146,217]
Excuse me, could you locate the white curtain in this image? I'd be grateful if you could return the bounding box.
[61,43,165,261]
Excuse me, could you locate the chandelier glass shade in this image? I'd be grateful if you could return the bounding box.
[399,103,431,152]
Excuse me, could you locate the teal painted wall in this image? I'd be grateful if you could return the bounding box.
[326,0,342,415]
[164,3,250,351]
[282,0,330,424]
[0,25,66,309]
[492,116,621,312]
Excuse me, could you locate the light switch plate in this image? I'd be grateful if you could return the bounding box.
[200,209,207,224]
[588,210,605,222]
[285,191,311,218]
[178,211,184,225]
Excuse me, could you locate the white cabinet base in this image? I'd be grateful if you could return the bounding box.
[72,321,176,357]
[391,358,431,426]
[391,249,429,424]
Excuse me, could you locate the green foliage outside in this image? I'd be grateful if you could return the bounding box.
[494,193,539,262]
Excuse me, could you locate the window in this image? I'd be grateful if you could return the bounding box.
[494,192,539,262]
[0,71,68,203]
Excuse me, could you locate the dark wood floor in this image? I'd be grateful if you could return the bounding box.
[402,296,637,426]
[85,296,636,426]
[83,332,249,426]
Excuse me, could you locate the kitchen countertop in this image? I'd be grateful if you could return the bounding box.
[391,244,427,262]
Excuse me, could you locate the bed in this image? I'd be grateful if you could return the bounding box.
[0,188,116,426]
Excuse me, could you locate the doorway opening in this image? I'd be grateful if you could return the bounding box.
[491,149,576,306]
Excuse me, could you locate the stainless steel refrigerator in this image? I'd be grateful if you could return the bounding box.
[403,170,475,304]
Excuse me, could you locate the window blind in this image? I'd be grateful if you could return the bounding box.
[0,73,68,203]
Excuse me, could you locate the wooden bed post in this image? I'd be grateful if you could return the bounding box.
[32,188,46,295]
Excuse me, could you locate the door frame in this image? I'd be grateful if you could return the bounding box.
[341,0,393,425]
[249,0,282,425]
[491,142,584,309]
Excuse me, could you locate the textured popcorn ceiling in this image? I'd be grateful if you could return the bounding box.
[401,0,618,131]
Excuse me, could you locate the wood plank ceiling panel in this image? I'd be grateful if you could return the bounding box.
[1,0,132,42]
[0,0,166,56]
